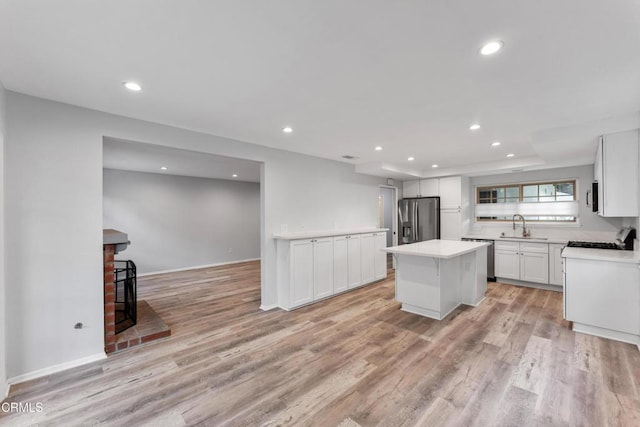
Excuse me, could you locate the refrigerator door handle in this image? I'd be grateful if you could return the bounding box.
[414,202,419,242]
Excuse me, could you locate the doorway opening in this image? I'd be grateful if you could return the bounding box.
[379,185,398,268]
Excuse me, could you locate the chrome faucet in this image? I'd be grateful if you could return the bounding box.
[512,214,529,237]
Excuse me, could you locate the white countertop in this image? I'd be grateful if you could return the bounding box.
[463,234,569,244]
[383,239,490,259]
[561,247,640,264]
[273,228,388,240]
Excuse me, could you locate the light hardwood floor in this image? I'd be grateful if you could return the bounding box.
[2,260,640,426]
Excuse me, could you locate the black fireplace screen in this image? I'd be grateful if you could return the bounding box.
[114,260,137,334]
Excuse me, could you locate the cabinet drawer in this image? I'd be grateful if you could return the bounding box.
[495,241,518,251]
[519,242,549,254]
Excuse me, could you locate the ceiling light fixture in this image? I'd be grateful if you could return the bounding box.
[480,40,503,55]
[491,141,501,147]
[469,124,481,130]
[160,166,168,170]
[506,153,515,158]
[282,126,293,133]
[408,157,415,161]
[232,174,238,178]
[124,81,142,91]
[432,164,439,168]
[375,146,383,151]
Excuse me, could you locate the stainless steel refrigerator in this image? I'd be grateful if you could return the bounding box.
[398,197,440,244]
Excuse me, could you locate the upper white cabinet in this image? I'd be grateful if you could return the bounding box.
[594,129,639,217]
[402,179,439,198]
[440,210,462,241]
[439,176,463,210]
[402,180,420,198]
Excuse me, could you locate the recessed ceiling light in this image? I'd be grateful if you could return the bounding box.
[432,164,439,168]
[491,141,501,147]
[282,126,293,133]
[408,157,415,161]
[469,124,481,130]
[123,81,142,91]
[375,146,383,151]
[160,166,167,170]
[232,174,238,178]
[506,153,515,158]
[480,40,503,55]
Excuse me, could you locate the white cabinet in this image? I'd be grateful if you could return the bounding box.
[565,257,640,337]
[440,209,462,241]
[290,239,315,307]
[333,236,349,293]
[374,233,387,280]
[361,234,375,284]
[402,179,439,198]
[594,130,639,217]
[495,241,520,280]
[548,244,565,286]
[402,180,420,198]
[278,231,387,310]
[334,234,363,291]
[313,238,334,299]
[495,241,549,284]
[419,179,439,197]
[439,176,462,209]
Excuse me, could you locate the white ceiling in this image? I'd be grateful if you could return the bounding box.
[2,1,640,178]
[103,138,261,183]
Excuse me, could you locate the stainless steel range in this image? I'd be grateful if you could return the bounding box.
[566,227,635,251]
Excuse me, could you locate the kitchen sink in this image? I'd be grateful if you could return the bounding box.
[499,236,548,240]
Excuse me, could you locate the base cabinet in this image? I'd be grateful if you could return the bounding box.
[495,241,549,284]
[565,257,640,337]
[278,231,387,310]
[548,244,565,286]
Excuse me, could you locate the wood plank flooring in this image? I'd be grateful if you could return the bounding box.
[2,260,640,426]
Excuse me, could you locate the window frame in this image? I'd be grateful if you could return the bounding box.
[475,179,578,223]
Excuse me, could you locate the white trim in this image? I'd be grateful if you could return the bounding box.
[259,304,279,311]
[495,278,563,292]
[7,352,106,386]
[138,258,260,277]
[572,322,640,349]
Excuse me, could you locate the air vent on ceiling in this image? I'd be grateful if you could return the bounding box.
[511,168,524,173]
[342,155,359,160]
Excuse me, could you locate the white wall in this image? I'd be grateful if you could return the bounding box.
[4,92,386,380]
[469,165,624,239]
[103,169,260,274]
[0,81,7,396]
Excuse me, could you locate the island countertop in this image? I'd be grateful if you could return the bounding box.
[383,239,490,259]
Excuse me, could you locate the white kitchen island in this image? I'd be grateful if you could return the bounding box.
[383,240,489,320]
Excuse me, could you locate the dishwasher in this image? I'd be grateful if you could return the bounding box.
[461,238,496,281]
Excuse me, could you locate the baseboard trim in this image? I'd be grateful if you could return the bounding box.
[572,322,640,349]
[7,352,107,387]
[139,258,260,277]
[495,278,562,292]
[259,304,279,311]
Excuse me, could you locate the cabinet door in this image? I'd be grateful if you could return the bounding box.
[374,233,387,280]
[601,130,639,217]
[548,244,565,286]
[360,234,375,284]
[290,240,314,307]
[495,249,519,280]
[333,236,348,293]
[440,209,461,241]
[565,258,640,335]
[439,176,462,209]
[520,251,549,284]
[402,180,420,198]
[313,238,334,299]
[347,235,362,288]
[419,179,439,197]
